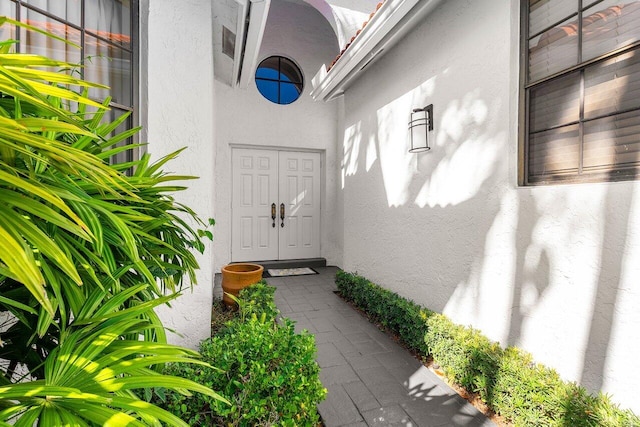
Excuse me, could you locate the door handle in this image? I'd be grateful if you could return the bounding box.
[271,203,276,228]
[280,203,285,228]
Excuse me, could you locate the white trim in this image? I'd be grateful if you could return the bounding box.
[238,0,272,88]
[231,0,250,87]
[229,143,325,155]
[310,0,442,101]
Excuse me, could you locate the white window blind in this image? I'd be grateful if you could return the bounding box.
[524,0,640,184]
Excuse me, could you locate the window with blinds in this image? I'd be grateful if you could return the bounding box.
[522,0,640,185]
[0,0,138,167]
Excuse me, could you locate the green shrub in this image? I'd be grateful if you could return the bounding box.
[558,383,640,427]
[336,270,432,354]
[238,280,279,321]
[490,346,567,426]
[336,271,640,427]
[425,313,503,404]
[158,284,326,426]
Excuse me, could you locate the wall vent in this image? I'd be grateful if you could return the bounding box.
[222,26,236,59]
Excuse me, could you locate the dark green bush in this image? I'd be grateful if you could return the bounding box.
[336,270,432,354]
[425,313,503,404]
[490,346,567,426]
[158,283,326,426]
[336,271,640,427]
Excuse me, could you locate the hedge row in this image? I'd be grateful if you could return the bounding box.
[156,282,326,426]
[336,271,639,427]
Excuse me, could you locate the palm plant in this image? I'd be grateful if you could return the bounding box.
[0,17,224,425]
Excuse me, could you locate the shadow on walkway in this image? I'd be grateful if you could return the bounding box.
[264,266,495,427]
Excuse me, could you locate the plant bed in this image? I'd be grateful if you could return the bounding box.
[336,271,640,427]
[157,282,327,426]
[211,298,237,336]
[333,289,507,426]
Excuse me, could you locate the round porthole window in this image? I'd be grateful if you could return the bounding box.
[255,56,304,105]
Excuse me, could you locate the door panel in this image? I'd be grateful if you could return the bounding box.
[232,148,321,261]
[231,149,278,261]
[278,151,321,259]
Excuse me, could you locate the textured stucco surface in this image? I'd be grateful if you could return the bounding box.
[337,0,640,413]
[136,0,640,413]
[141,0,216,350]
[212,0,341,270]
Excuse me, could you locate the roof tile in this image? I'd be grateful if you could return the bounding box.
[327,1,385,71]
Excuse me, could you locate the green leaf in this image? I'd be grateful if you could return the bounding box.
[1,190,92,240]
[15,118,97,136]
[0,295,37,315]
[0,18,81,48]
[0,204,82,285]
[0,224,51,313]
[0,168,85,227]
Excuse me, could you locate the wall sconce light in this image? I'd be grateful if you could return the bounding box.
[408,104,433,153]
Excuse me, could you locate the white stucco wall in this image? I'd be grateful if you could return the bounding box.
[213,0,341,270]
[141,0,215,349]
[338,0,640,413]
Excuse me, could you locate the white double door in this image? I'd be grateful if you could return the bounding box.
[231,148,321,262]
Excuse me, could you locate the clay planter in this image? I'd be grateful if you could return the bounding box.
[221,263,264,308]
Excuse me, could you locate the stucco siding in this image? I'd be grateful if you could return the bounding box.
[142,0,216,350]
[338,0,640,413]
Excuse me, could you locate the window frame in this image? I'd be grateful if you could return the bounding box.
[8,0,140,164]
[255,55,304,105]
[519,0,640,186]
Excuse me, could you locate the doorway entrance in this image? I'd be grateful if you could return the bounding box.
[231,148,321,262]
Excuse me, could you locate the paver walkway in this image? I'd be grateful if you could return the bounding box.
[264,266,495,427]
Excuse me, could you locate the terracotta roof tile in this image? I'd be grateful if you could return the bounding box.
[24,19,131,47]
[327,1,385,71]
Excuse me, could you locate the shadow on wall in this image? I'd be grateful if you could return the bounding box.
[508,198,550,347]
[341,72,507,315]
[579,177,634,393]
[340,59,637,408]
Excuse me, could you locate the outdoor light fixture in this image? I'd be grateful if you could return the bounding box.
[408,104,433,153]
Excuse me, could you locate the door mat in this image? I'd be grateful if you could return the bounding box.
[266,267,319,277]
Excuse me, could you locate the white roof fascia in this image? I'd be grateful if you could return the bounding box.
[232,0,249,87]
[238,0,271,89]
[310,0,441,102]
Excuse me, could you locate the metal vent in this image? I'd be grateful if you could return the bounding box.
[222,26,236,59]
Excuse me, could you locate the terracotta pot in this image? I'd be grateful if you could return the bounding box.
[221,263,264,308]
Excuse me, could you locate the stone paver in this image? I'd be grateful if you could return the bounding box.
[264,266,496,427]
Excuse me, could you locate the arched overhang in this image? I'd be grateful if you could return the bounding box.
[302,0,382,48]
